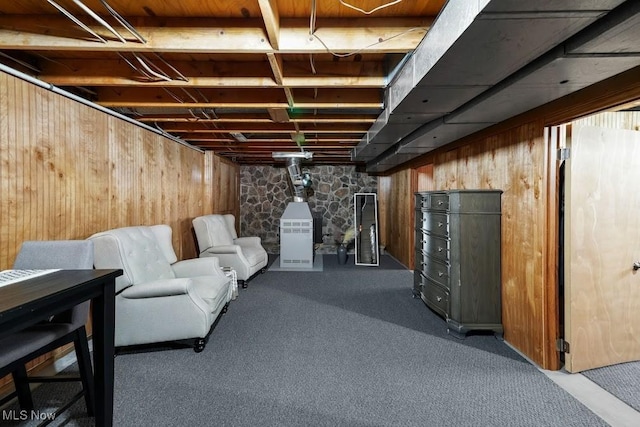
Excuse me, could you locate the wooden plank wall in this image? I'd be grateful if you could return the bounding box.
[377,169,413,269]
[202,152,239,236]
[415,164,434,192]
[380,67,640,370]
[0,72,239,387]
[431,120,552,367]
[379,122,552,366]
[212,154,240,217]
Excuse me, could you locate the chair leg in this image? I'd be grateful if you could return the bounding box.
[12,365,34,410]
[74,327,95,416]
[194,338,207,353]
[239,280,247,289]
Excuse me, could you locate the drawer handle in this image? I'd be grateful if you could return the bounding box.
[437,247,443,252]
[438,272,444,277]
[438,222,443,227]
[634,261,640,271]
[437,200,443,205]
[436,296,442,302]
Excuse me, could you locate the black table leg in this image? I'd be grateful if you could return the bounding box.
[92,278,116,427]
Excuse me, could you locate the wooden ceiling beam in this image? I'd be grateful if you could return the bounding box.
[95,87,382,108]
[192,144,356,150]
[266,52,295,107]
[258,0,280,50]
[161,122,370,132]
[0,16,429,53]
[268,108,291,123]
[177,131,365,137]
[136,115,377,123]
[36,58,385,87]
[185,137,360,143]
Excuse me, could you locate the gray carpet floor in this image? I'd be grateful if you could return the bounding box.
[2,259,608,426]
[582,361,640,412]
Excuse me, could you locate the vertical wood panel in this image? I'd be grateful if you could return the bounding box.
[376,175,390,259]
[213,155,240,217]
[203,151,215,214]
[0,71,239,388]
[415,164,434,191]
[378,169,412,269]
[384,119,556,368]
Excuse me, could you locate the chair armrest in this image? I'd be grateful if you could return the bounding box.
[120,279,191,299]
[172,257,226,278]
[202,245,242,255]
[234,236,261,246]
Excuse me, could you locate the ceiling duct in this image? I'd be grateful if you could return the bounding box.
[351,0,639,173]
[272,152,313,202]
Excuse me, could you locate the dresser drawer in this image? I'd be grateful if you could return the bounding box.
[422,234,449,262]
[416,192,448,211]
[420,213,448,237]
[421,279,449,318]
[429,193,449,211]
[423,255,450,289]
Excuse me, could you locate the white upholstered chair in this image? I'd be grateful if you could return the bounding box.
[88,225,232,352]
[192,214,268,288]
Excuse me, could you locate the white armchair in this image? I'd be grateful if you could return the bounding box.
[192,214,268,288]
[88,225,232,352]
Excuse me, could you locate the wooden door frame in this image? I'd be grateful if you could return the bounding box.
[543,126,563,371]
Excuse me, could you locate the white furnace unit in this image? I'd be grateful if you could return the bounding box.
[279,202,314,269]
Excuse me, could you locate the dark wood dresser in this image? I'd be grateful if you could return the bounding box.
[413,190,503,338]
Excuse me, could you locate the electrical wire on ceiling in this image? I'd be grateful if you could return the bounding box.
[312,27,425,58]
[0,52,41,73]
[179,87,201,103]
[47,0,185,89]
[310,0,317,35]
[46,0,107,43]
[118,51,187,83]
[48,0,143,44]
[99,0,147,43]
[309,53,318,99]
[32,53,73,71]
[339,0,403,15]
[309,1,318,99]
[189,109,204,120]
[70,0,126,43]
[309,0,424,58]
[152,53,189,82]
[161,87,186,103]
[309,54,317,75]
[133,53,172,81]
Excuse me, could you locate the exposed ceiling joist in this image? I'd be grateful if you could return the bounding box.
[0,17,429,54]
[0,0,444,165]
[258,0,280,50]
[36,59,386,87]
[95,87,382,108]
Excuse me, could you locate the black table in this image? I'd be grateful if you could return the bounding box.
[0,269,122,427]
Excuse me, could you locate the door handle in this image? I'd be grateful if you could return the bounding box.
[634,261,640,271]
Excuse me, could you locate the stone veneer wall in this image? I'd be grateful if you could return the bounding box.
[240,165,377,253]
